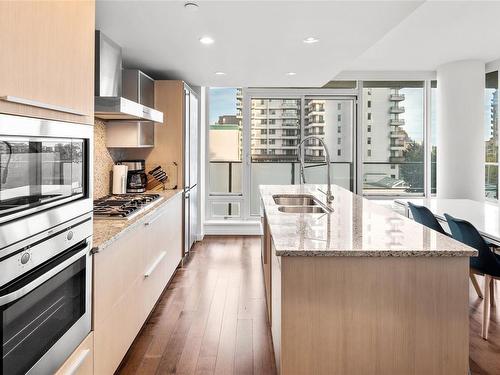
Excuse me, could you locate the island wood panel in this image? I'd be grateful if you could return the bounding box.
[262,213,272,322]
[0,0,95,124]
[279,256,470,375]
[271,242,282,374]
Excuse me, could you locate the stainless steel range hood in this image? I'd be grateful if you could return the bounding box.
[94,31,163,123]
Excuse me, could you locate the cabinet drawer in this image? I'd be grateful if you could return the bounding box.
[93,224,145,323]
[55,332,93,375]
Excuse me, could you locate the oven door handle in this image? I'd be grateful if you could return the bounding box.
[0,242,90,306]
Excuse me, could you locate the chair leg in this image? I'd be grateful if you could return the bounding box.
[470,272,483,299]
[491,279,496,307]
[482,275,492,340]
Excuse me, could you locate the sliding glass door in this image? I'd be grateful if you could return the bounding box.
[249,96,356,216]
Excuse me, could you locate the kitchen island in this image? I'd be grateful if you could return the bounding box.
[260,184,476,375]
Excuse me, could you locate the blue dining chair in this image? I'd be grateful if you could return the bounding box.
[408,203,484,299]
[445,213,500,340]
[408,202,448,236]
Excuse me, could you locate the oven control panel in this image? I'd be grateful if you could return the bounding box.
[0,219,92,286]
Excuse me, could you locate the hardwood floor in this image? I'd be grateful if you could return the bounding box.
[116,236,276,375]
[469,276,500,375]
[117,235,499,375]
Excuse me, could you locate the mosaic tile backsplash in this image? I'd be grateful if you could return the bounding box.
[93,119,116,199]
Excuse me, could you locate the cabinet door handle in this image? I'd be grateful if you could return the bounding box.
[144,251,166,278]
[0,95,86,116]
[65,348,90,375]
[144,213,162,226]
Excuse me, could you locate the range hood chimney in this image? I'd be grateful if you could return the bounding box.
[94,31,163,123]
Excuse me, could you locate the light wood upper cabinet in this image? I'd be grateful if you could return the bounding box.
[0,0,95,124]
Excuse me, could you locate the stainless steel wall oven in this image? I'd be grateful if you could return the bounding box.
[0,114,93,375]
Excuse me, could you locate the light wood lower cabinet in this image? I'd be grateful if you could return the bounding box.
[93,193,183,375]
[55,332,94,375]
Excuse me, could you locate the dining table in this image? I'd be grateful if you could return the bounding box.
[394,198,500,246]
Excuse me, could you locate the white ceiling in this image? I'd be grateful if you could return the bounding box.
[96,1,500,87]
[344,1,500,73]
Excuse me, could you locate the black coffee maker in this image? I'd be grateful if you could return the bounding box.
[119,160,147,193]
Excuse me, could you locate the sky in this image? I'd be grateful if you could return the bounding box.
[209,87,238,124]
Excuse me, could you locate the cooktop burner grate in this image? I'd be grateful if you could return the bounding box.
[93,194,162,220]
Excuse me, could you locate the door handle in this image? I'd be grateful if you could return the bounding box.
[65,349,90,375]
[144,252,166,278]
[144,213,162,227]
[0,95,85,116]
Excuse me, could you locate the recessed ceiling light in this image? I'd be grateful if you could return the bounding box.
[286,72,297,76]
[215,72,226,76]
[303,37,319,44]
[184,2,199,11]
[199,36,214,45]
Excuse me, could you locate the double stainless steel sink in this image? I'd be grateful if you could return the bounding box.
[273,194,329,214]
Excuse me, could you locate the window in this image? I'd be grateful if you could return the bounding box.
[367,113,372,120]
[485,71,498,199]
[260,139,267,145]
[430,80,437,194]
[367,137,371,145]
[362,81,425,196]
[260,129,267,135]
[208,88,242,199]
[250,98,301,214]
[249,96,355,215]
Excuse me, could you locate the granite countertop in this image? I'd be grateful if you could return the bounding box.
[92,189,183,253]
[260,184,477,257]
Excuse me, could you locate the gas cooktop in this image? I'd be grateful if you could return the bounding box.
[93,194,162,220]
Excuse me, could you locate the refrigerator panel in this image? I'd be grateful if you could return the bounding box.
[189,184,198,249]
[184,89,190,190]
[189,92,198,188]
[184,189,190,256]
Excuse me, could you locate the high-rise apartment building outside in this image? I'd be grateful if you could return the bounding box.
[363,87,411,192]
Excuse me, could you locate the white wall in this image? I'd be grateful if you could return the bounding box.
[436,60,485,201]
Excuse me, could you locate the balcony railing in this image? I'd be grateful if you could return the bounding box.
[389,94,405,101]
[390,131,406,138]
[389,119,405,126]
[389,106,405,114]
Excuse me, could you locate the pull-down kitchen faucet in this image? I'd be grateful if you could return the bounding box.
[296,135,334,204]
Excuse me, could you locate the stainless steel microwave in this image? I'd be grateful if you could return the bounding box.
[0,114,93,249]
